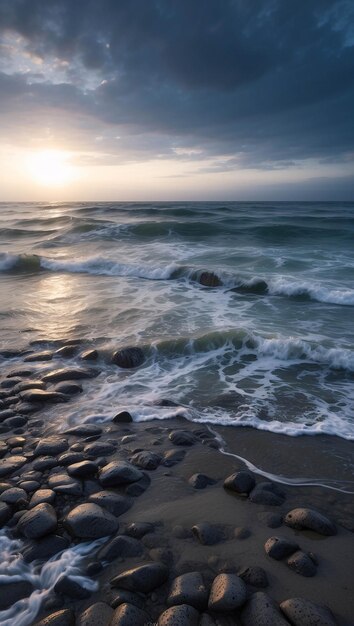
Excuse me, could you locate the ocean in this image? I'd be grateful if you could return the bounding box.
[1,200,354,440]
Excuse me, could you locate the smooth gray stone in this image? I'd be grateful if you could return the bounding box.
[0,580,34,610]
[54,576,91,599]
[167,572,208,610]
[169,430,197,446]
[162,449,186,466]
[224,471,255,494]
[34,437,68,456]
[287,551,317,577]
[130,450,162,470]
[241,592,290,626]
[33,608,75,626]
[54,345,78,357]
[42,367,96,383]
[284,508,337,536]
[54,382,82,395]
[249,482,285,506]
[192,523,224,545]
[110,603,150,626]
[65,503,119,538]
[112,411,133,423]
[208,574,247,611]
[20,389,69,403]
[17,503,57,539]
[80,349,99,361]
[3,415,28,428]
[158,604,200,625]
[112,347,145,368]
[189,473,215,489]
[24,351,53,362]
[97,535,143,562]
[0,501,12,526]
[99,460,143,487]
[84,441,116,457]
[238,566,268,588]
[125,521,155,538]
[48,473,82,496]
[111,562,168,592]
[14,381,46,393]
[89,491,132,516]
[67,460,97,478]
[58,451,86,466]
[125,472,150,496]
[264,536,299,560]
[280,597,338,625]
[33,456,59,471]
[65,424,102,436]
[77,602,113,626]
[111,590,145,609]
[22,534,69,563]
[0,487,27,504]
[29,489,55,508]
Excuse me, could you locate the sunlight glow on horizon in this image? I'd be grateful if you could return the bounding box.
[26,150,76,187]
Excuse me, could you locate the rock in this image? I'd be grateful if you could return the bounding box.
[7,435,26,447]
[65,424,102,437]
[188,473,215,489]
[158,604,200,625]
[238,566,268,588]
[264,537,299,560]
[112,411,133,423]
[77,602,113,626]
[24,351,53,362]
[97,535,144,562]
[125,472,151,496]
[58,451,86,466]
[20,480,40,492]
[284,508,337,536]
[223,471,255,495]
[99,461,144,487]
[84,441,116,456]
[89,491,132,516]
[42,367,96,383]
[111,562,168,592]
[0,487,27,504]
[125,521,155,538]
[169,430,197,446]
[54,576,91,599]
[280,597,338,625]
[65,503,119,538]
[258,512,283,528]
[110,603,150,626]
[20,389,69,403]
[3,415,27,428]
[0,501,12,526]
[208,573,247,611]
[287,551,317,577]
[48,473,82,496]
[17,503,57,539]
[199,272,222,287]
[22,534,69,563]
[14,381,46,392]
[234,526,251,539]
[162,449,186,466]
[130,450,162,470]
[0,581,34,610]
[34,437,69,456]
[80,349,99,361]
[111,590,145,610]
[167,572,208,610]
[0,455,27,477]
[33,608,75,625]
[249,482,285,506]
[29,489,55,508]
[241,592,290,626]
[54,382,82,395]
[67,460,97,478]
[112,347,145,369]
[33,457,60,472]
[55,345,78,357]
[192,523,224,545]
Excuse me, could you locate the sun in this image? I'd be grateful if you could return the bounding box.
[27,150,74,187]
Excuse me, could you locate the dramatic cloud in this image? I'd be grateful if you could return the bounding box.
[0,0,353,197]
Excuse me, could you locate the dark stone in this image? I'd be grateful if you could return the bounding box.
[242,592,290,626]
[199,271,222,287]
[42,367,96,383]
[192,523,224,545]
[264,536,299,560]
[20,480,41,492]
[258,512,283,528]
[67,460,97,478]
[112,347,145,369]
[167,572,208,610]
[284,508,337,536]
[20,390,69,403]
[89,491,132,516]
[0,580,34,610]
[111,562,169,593]
[125,521,155,538]
[0,501,12,526]
[14,381,46,393]
[3,416,28,429]
[33,457,59,471]
[54,382,82,395]
[169,430,197,446]
[249,482,285,506]
[189,473,215,489]
[22,534,69,563]
[239,566,268,588]
[17,503,57,539]
[58,451,86,466]
[111,590,145,610]
[65,424,102,436]
[158,604,200,625]
[110,603,150,626]
[80,349,99,361]
[223,471,255,495]
[97,535,144,562]
[77,602,113,626]
[280,597,338,626]
[86,562,103,576]
[99,460,144,487]
[208,573,247,611]
[112,411,133,423]
[287,551,317,577]
[33,609,75,626]
[125,472,151,496]
[34,437,68,456]
[64,503,119,538]
[55,345,78,358]
[84,441,116,457]
[48,473,82,496]
[54,576,91,599]
[162,449,186,466]
[130,450,162,470]
[0,487,27,504]
[24,351,53,362]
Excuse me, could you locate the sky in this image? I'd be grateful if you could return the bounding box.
[0,0,353,201]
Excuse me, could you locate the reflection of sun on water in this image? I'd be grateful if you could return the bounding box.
[27,150,75,187]
[30,274,82,340]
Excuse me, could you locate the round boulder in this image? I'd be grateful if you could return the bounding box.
[208,573,247,611]
[284,508,337,536]
[112,347,144,369]
[17,503,57,539]
[280,597,338,625]
[64,503,119,538]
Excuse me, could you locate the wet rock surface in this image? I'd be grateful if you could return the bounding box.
[280,597,338,625]
[208,573,247,611]
[64,502,119,538]
[284,507,337,536]
[110,562,169,593]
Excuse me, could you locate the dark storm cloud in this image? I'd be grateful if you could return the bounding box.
[0,0,353,168]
